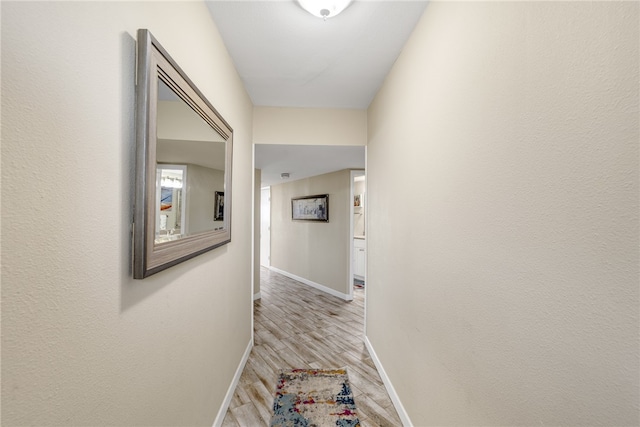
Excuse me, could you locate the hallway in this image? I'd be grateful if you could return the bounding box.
[222,268,401,426]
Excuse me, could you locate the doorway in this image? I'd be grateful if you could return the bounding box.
[255,144,365,301]
[350,170,366,297]
[260,187,271,267]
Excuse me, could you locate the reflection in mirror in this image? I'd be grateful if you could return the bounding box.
[156,165,186,243]
[134,29,233,279]
[155,79,227,244]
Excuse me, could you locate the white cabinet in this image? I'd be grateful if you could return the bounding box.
[354,238,365,279]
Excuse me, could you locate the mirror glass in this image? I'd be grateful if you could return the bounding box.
[155,79,227,244]
[156,165,185,242]
[134,29,233,279]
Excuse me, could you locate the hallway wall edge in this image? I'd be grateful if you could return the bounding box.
[364,337,413,427]
[268,266,353,301]
[212,340,253,427]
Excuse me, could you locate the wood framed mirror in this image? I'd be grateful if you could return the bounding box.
[134,29,233,279]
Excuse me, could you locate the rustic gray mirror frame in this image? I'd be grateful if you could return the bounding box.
[134,29,233,279]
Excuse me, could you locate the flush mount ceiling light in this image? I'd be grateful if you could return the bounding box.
[297,0,353,20]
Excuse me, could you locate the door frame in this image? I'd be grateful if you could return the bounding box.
[260,186,271,267]
[349,169,365,301]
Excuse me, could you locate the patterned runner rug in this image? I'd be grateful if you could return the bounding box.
[270,368,361,427]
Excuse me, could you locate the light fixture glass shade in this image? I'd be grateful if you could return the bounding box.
[297,0,353,20]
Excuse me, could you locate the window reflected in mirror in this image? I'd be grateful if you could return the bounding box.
[156,165,186,243]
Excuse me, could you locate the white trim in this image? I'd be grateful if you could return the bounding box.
[269,266,353,301]
[260,186,271,268]
[364,336,413,427]
[253,292,262,301]
[349,170,355,301]
[348,170,363,301]
[363,147,368,336]
[350,169,365,305]
[212,339,253,427]
[251,146,256,344]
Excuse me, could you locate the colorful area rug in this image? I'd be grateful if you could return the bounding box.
[270,368,360,427]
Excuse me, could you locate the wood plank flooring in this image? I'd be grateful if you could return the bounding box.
[222,267,402,427]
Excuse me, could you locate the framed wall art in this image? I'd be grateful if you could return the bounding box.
[214,191,224,221]
[291,194,329,222]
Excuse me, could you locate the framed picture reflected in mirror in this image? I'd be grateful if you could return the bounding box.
[214,191,224,221]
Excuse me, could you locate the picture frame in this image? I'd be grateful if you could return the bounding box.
[214,191,224,221]
[292,194,329,222]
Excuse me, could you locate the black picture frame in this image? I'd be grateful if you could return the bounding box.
[291,194,329,222]
[214,191,224,221]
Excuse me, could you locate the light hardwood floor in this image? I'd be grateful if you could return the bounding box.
[222,267,402,427]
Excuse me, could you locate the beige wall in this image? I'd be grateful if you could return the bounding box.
[367,2,639,426]
[270,170,351,297]
[2,2,253,426]
[186,164,225,234]
[253,106,366,146]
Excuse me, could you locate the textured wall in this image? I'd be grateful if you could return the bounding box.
[270,170,351,297]
[2,2,253,425]
[253,106,367,146]
[367,2,639,425]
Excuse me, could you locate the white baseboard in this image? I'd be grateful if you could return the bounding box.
[268,266,353,301]
[364,336,413,427]
[212,339,252,427]
[253,292,261,301]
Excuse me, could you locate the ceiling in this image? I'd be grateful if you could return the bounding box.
[205,0,428,186]
[255,144,365,186]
